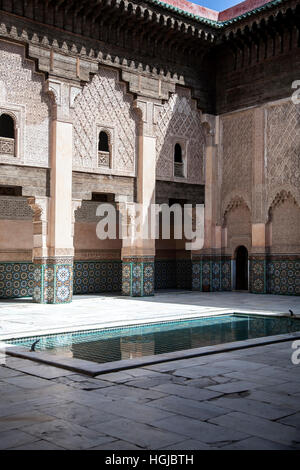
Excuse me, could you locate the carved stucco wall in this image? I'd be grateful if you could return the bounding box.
[74,201,122,259]
[72,67,137,176]
[265,100,300,212]
[155,87,205,184]
[0,197,33,260]
[270,197,300,253]
[225,204,252,255]
[0,40,51,167]
[220,109,254,218]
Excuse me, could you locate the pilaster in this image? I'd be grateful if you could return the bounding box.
[120,98,158,296]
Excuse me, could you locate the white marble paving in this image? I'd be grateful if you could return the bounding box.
[0,291,299,340]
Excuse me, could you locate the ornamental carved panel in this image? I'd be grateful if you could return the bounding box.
[221,109,254,207]
[155,88,204,184]
[266,100,300,205]
[72,67,137,175]
[0,40,51,167]
[0,197,33,220]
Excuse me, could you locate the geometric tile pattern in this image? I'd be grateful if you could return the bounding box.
[155,260,177,290]
[192,258,232,292]
[221,260,232,291]
[192,261,202,291]
[202,259,212,292]
[122,260,154,297]
[249,257,266,294]
[1,257,298,299]
[211,260,221,292]
[73,261,121,295]
[0,262,35,298]
[267,259,300,296]
[176,260,192,290]
[155,259,192,290]
[32,261,73,304]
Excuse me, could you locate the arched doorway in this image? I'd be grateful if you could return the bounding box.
[235,246,248,290]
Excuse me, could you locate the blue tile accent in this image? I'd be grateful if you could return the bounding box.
[0,262,35,298]
[122,260,154,297]
[266,259,300,296]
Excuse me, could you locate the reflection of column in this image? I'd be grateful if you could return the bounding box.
[251,107,266,294]
[121,100,156,296]
[120,336,155,359]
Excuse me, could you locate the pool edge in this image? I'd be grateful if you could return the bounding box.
[2,330,300,377]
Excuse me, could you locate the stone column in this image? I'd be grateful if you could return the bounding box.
[192,114,222,292]
[27,196,50,303]
[250,107,267,294]
[121,99,157,296]
[29,80,81,303]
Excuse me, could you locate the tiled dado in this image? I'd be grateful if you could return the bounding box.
[267,258,300,295]
[250,256,299,295]
[154,259,192,290]
[155,260,177,289]
[32,258,73,304]
[0,262,35,298]
[122,258,154,296]
[73,260,122,294]
[249,256,266,294]
[192,258,232,292]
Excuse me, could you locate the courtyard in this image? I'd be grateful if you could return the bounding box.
[0,292,299,450]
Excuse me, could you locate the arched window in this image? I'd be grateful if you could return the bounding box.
[98,130,110,167]
[0,114,15,156]
[174,143,182,163]
[174,143,184,177]
[98,131,109,152]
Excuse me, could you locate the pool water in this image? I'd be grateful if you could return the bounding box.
[7,314,300,365]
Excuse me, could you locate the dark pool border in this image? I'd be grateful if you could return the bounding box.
[2,330,300,377]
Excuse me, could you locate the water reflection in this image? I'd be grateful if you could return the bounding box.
[9,315,300,365]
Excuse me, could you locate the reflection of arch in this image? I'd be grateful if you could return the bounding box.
[235,245,248,290]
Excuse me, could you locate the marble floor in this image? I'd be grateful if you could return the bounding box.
[0,291,300,340]
[0,292,299,450]
[0,339,299,450]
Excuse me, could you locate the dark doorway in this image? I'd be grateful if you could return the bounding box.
[235,245,248,290]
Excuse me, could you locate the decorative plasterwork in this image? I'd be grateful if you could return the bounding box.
[72,67,138,176]
[0,197,33,220]
[222,194,251,225]
[0,40,51,168]
[265,99,300,211]
[268,189,300,218]
[220,109,254,209]
[0,104,24,162]
[155,87,205,184]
